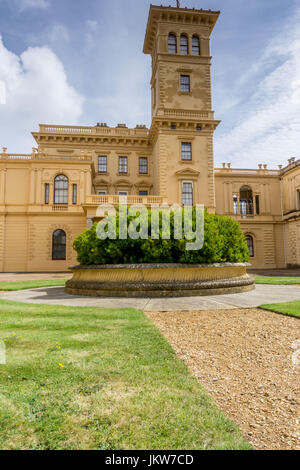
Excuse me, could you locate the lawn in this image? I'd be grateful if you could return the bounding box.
[0,300,251,450]
[259,300,300,318]
[254,276,300,285]
[0,279,67,291]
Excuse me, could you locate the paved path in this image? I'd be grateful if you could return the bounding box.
[1,284,300,310]
[0,273,71,281]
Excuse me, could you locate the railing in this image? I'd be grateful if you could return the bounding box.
[85,195,168,206]
[215,168,279,176]
[0,152,92,161]
[40,125,93,134]
[38,124,150,137]
[3,153,32,160]
[163,109,214,120]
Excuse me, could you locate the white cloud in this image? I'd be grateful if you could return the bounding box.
[27,23,70,46]
[215,6,300,169]
[47,24,69,43]
[19,0,49,11]
[85,20,99,50]
[86,20,98,32]
[0,37,84,152]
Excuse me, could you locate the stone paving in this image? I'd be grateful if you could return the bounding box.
[1,284,300,310]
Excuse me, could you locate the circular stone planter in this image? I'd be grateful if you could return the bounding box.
[65,263,254,298]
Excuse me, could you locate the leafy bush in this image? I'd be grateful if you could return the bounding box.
[73,208,249,265]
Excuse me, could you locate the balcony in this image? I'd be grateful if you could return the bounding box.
[85,195,168,206]
[0,150,92,162]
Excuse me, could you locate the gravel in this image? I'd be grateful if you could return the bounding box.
[146,308,300,450]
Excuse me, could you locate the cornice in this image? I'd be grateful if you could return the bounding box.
[33,133,151,148]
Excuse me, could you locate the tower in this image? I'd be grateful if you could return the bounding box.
[143,4,220,210]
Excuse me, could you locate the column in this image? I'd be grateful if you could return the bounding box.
[36,170,42,204]
[29,169,36,204]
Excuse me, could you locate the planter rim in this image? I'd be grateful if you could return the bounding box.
[69,262,251,270]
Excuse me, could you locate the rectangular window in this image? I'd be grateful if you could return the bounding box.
[97,190,107,195]
[139,157,148,174]
[45,183,49,204]
[139,190,148,196]
[98,156,107,173]
[233,194,238,214]
[118,191,128,196]
[72,184,77,204]
[182,182,193,206]
[119,156,128,174]
[181,142,192,161]
[255,195,260,215]
[180,75,190,92]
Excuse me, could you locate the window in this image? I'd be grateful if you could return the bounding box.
[72,184,77,205]
[182,182,193,206]
[180,34,188,54]
[54,174,68,204]
[233,194,238,215]
[52,229,66,260]
[192,35,200,55]
[139,190,148,196]
[180,75,190,92]
[170,124,176,130]
[119,156,128,174]
[97,190,107,195]
[98,156,107,173]
[181,142,192,161]
[246,235,254,257]
[239,185,253,215]
[255,195,260,215]
[45,183,49,204]
[168,33,177,53]
[139,157,148,174]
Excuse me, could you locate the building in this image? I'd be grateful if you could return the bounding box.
[0,4,299,272]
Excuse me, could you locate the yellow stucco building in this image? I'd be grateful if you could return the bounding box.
[1,4,299,272]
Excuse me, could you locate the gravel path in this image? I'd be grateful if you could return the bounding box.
[146,308,300,450]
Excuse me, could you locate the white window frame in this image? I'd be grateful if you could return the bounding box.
[181,180,193,206]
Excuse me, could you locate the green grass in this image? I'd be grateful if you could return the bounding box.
[259,300,300,318]
[0,279,67,291]
[0,300,251,450]
[254,275,300,285]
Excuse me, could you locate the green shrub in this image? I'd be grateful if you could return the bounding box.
[73,208,249,265]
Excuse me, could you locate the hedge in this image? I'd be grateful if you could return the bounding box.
[73,208,250,265]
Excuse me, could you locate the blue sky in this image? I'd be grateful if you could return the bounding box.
[0,0,299,168]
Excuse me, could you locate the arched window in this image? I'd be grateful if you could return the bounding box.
[168,34,177,53]
[52,230,66,260]
[246,235,254,257]
[54,174,68,204]
[180,34,188,54]
[192,35,200,55]
[239,185,253,215]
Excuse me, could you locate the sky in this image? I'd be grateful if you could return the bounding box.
[0,0,299,168]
